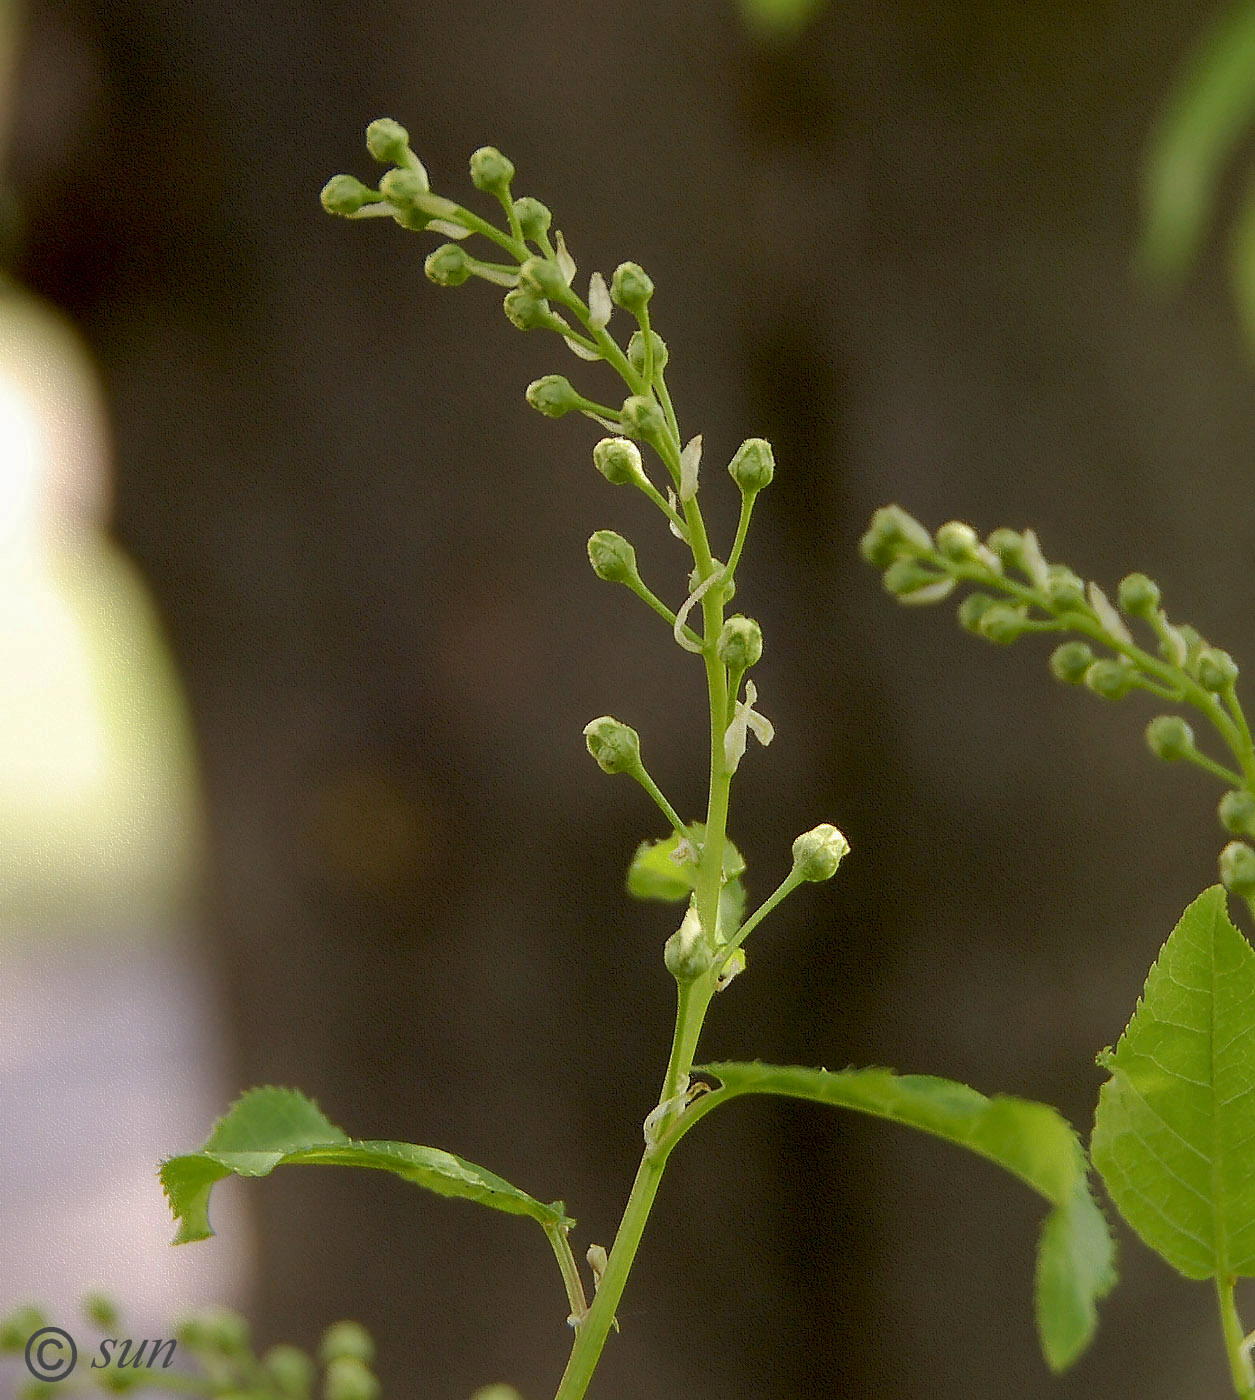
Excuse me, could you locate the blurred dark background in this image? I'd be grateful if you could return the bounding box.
[4,1,1254,1396]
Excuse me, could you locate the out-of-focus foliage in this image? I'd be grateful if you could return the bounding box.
[1142,0,1255,348]
[737,0,828,41]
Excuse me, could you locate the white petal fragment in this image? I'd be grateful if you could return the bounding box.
[555,231,576,286]
[898,578,956,606]
[406,154,431,192]
[1087,582,1134,646]
[975,544,1004,574]
[581,409,623,433]
[679,435,703,503]
[717,947,746,991]
[724,680,775,773]
[674,569,723,653]
[588,272,612,330]
[425,218,473,239]
[564,336,602,361]
[1021,528,1050,589]
[1162,620,1189,667]
[473,265,520,287]
[666,488,690,543]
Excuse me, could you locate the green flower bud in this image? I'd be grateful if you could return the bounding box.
[502,288,549,330]
[263,1343,317,1397]
[319,1321,375,1367]
[1220,790,1255,837]
[664,907,713,982]
[859,505,931,565]
[526,375,580,418]
[592,437,644,486]
[365,118,411,165]
[883,558,955,604]
[323,1357,381,1400]
[378,167,426,210]
[1049,641,1095,685]
[1117,572,1160,619]
[1146,714,1194,761]
[470,1389,524,1400]
[1198,647,1239,692]
[791,824,850,882]
[83,1292,119,1330]
[985,528,1026,569]
[583,716,642,774]
[610,261,654,314]
[519,256,568,299]
[976,603,1029,644]
[469,146,515,195]
[620,394,668,442]
[1221,840,1255,897]
[587,529,639,583]
[176,1306,249,1356]
[627,329,669,376]
[513,196,552,240]
[716,615,763,671]
[1084,659,1134,700]
[320,175,375,216]
[0,1306,46,1352]
[424,243,472,287]
[935,520,980,562]
[727,438,776,496]
[957,593,997,633]
[1044,565,1086,610]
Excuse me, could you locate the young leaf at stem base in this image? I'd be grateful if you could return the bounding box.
[161,1086,571,1245]
[692,1062,1115,1372]
[1092,885,1255,1282]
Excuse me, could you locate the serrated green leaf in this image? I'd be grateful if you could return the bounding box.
[161,1087,570,1245]
[626,824,744,901]
[1092,885,1255,1282]
[1142,0,1255,280]
[698,1061,1114,1371]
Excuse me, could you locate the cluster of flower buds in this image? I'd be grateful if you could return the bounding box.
[1,1297,378,1400]
[861,506,1242,713]
[326,120,848,985]
[862,504,1255,897]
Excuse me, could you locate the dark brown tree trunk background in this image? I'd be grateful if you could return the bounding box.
[9,2,1255,1395]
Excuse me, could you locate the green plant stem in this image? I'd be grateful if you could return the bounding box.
[545,1222,590,1327]
[454,206,527,261]
[622,575,703,648]
[636,476,690,540]
[716,869,803,972]
[550,970,716,1400]
[724,494,756,584]
[630,763,688,841]
[656,377,682,444]
[1217,1275,1255,1397]
[1224,680,1255,777]
[1180,746,1246,787]
[552,399,733,1398]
